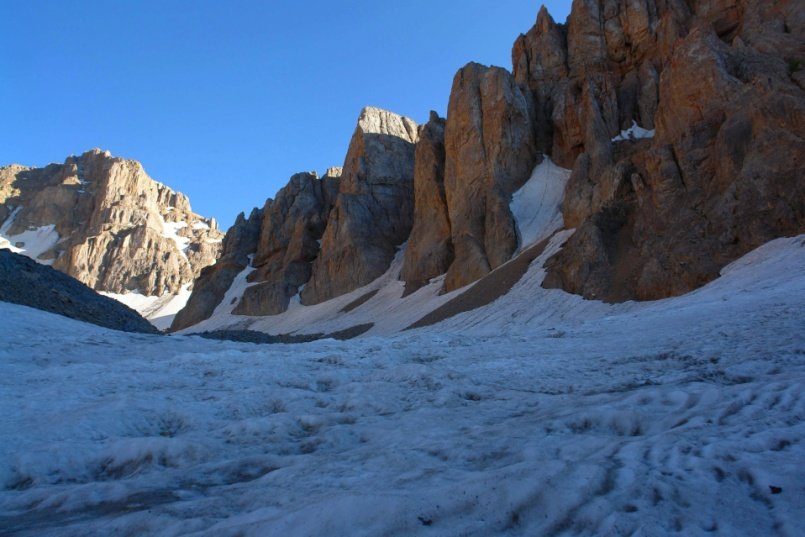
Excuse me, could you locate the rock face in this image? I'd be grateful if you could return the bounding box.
[171,167,341,330]
[509,0,805,301]
[400,111,451,294]
[171,0,804,331]
[0,149,223,300]
[171,108,418,328]
[300,107,418,304]
[234,170,339,315]
[442,63,539,291]
[170,207,264,331]
[0,249,158,334]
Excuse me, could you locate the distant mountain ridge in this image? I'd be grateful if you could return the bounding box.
[0,149,224,327]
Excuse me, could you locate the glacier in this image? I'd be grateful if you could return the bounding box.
[1,235,803,535]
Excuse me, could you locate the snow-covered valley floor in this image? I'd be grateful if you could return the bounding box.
[1,237,804,536]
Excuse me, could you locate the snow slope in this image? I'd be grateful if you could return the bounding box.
[0,209,61,265]
[184,248,464,336]
[509,156,571,248]
[1,235,803,536]
[100,284,193,331]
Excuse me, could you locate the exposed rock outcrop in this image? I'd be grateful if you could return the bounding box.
[0,149,223,302]
[522,0,805,301]
[400,111,451,294]
[169,168,341,330]
[300,107,418,304]
[233,170,339,315]
[173,107,418,328]
[170,207,264,331]
[0,249,159,334]
[442,63,539,291]
[172,0,804,332]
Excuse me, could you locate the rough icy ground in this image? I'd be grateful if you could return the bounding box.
[1,237,804,536]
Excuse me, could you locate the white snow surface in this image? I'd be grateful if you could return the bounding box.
[101,284,193,331]
[612,120,656,142]
[510,157,571,249]
[0,208,60,265]
[161,219,190,259]
[1,235,804,536]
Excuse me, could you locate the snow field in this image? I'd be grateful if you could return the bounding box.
[0,236,803,535]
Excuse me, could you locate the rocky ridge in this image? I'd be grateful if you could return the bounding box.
[172,107,419,329]
[174,0,803,331]
[0,149,224,315]
[0,249,158,334]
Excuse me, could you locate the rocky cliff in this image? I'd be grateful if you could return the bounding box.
[509,0,804,301]
[173,0,803,332]
[171,107,418,330]
[300,107,419,305]
[0,149,224,318]
[237,169,339,314]
[400,112,451,294]
[170,207,264,331]
[441,62,540,291]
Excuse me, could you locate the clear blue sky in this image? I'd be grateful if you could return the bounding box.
[1,1,571,228]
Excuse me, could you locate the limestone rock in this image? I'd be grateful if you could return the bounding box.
[0,149,223,300]
[540,0,805,301]
[234,171,337,315]
[512,0,691,168]
[300,107,418,305]
[512,6,569,155]
[170,207,263,331]
[400,111,452,294]
[442,63,539,292]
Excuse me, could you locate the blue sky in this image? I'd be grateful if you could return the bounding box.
[1,1,571,228]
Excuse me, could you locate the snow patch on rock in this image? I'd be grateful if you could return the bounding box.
[160,219,190,259]
[0,209,60,265]
[182,248,464,337]
[612,120,655,142]
[510,156,571,249]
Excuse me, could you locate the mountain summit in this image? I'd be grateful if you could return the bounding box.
[0,149,223,327]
